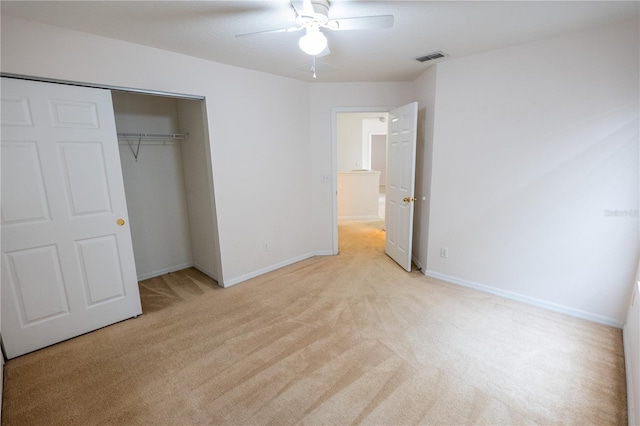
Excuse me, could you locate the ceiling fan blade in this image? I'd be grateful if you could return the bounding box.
[290,0,302,18]
[328,15,394,31]
[301,0,314,16]
[236,26,302,38]
[291,0,314,16]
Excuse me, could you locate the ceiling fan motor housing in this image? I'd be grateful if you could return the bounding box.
[296,0,330,27]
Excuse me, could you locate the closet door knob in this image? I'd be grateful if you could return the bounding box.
[116,218,126,226]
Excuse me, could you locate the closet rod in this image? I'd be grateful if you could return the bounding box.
[117,132,188,140]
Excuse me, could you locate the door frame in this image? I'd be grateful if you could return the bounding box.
[331,106,395,254]
[1,73,224,286]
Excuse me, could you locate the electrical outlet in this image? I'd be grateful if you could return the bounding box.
[440,247,448,258]
[263,242,269,252]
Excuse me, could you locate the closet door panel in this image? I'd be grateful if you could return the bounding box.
[4,245,70,325]
[1,77,142,359]
[75,235,126,306]
[1,141,52,224]
[58,141,113,216]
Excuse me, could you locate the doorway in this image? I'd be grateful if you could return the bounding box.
[333,109,390,253]
[331,103,419,271]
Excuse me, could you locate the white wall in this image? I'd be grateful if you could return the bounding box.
[309,82,414,252]
[336,114,388,173]
[177,99,219,281]
[112,92,179,133]
[337,114,364,172]
[370,134,387,186]
[362,118,387,172]
[423,20,639,325]
[0,15,312,287]
[411,66,438,271]
[337,171,381,219]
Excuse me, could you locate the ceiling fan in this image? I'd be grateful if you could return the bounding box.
[236,0,394,59]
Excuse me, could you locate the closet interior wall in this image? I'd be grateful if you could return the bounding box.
[176,98,219,281]
[112,91,218,282]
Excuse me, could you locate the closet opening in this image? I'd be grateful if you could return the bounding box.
[112,91,220,307]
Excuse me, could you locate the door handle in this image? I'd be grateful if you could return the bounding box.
[116,218,126,226]
[403,197,417,203]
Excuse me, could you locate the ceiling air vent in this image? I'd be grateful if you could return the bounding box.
[415,51,446,63]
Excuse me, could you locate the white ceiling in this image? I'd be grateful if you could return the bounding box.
[2,1,638,83]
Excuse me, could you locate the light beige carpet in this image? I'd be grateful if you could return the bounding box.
[2,220,627,425]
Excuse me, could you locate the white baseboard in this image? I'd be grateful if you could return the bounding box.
[192,262,218,283]
[222,252,318,288]
[136,253,337,288]
[423,270,624,329]
[411,256,424,271]
[137,262,194,281]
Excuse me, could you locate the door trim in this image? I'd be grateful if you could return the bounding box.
[331,106,395,255]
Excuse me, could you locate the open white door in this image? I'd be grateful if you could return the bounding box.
[1,78,142,358]
[385,102,418,271]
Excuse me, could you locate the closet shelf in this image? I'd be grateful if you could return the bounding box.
[118,132,189,161]
[117,132,188,140]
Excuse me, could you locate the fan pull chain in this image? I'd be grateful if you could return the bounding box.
[312,55,317,79]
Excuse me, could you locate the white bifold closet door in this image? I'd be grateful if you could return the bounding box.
[1,78,142,359]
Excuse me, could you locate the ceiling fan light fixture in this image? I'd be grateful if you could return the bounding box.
[298,27,327,56]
